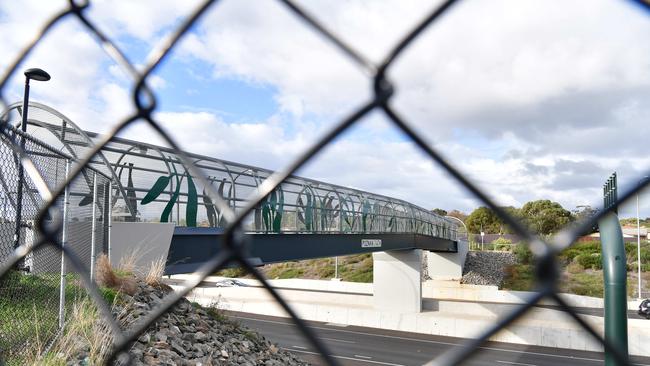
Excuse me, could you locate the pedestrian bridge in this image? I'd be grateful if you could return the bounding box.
[2,102,461,282]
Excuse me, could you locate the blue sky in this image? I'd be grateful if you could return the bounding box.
[2,0,650,220]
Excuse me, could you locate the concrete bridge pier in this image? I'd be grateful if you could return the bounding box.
[372,240,468,313]
[426,239,469,281]
[372,250,422,313]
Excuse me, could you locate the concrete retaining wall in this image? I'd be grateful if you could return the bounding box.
[170,277,650,356]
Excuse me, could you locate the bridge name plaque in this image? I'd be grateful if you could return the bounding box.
[361,239,382,248]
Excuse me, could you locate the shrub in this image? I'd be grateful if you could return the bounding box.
[513,243,533,264]
[576,253,602,270]
[491,237,513,251]
[560,241,600,262]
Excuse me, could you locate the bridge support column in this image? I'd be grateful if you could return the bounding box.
[426,239,469,280]
[373,250,422,313]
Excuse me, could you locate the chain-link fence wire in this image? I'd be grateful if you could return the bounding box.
[0,127,67,361]
[0,127,111,361]
[0,0,649,365]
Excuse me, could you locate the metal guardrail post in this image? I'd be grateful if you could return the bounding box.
[90,171,98,281]
[58,159,71,328]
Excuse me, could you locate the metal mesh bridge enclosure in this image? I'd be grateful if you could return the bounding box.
[0,0,649,365]
[1,102,458,241]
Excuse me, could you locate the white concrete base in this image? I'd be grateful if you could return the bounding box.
[170,277,650,357]
[426,239,469,280]
[373,250,422,313]
[110,222,175,275]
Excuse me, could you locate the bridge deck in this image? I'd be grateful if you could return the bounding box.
[165,227,457,275]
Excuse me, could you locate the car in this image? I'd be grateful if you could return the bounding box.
[639,299,650,319]
[214,279,249,288]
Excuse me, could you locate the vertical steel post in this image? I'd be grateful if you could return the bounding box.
[90,171,98,281]
[638,194,642,300]
[13,79,31,251]
[108,181,112,260]
[334,256,338,279]
[58,159,71,328]
[599,212,628,366]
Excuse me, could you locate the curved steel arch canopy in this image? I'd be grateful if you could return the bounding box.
[2,102,457,241]
[0,101,134,218]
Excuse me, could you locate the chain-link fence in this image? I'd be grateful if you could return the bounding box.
[0,0,649,365]
[0,126,111,362]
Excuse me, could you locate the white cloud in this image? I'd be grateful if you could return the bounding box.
[86,0,200,42]
[2,0,650,219]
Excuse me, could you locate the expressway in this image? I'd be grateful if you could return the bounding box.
[229,311,650,366]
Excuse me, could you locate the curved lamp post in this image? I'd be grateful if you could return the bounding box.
[445,215,468,240]
[14,68,50,252]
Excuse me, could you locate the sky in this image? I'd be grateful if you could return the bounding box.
[1,0,650,218]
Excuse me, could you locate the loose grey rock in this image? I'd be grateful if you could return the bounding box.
[63,278,309,365]
[460,251,517,286]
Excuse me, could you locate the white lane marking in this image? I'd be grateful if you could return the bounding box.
[497,361,537,366]
[292,345,307,350]
[283,348,405,366]
[356,354,373,359]
[325,322,349,327]
[322,337,356,344]
[233,315,650,366]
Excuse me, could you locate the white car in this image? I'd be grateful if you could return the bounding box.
[214,279,249,287]
[639,299,650,319]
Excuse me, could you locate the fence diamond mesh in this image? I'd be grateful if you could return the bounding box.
[0,127,110,362]
[0,0,649,365]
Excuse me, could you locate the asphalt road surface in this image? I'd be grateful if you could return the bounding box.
[228,311,650,366]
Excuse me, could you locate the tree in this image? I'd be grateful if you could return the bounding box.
[431,208,447,216]
[466,207,502,233]
[520,200,571,235]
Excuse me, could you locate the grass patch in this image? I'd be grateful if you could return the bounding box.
[501,264,535,291]
[0,270,86,363]
[215,266,248,278]
[559,271,603,297]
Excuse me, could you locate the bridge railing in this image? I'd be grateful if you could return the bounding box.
[0,1,647,365]
[1,104,457,241]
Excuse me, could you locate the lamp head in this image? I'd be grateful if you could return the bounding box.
[24,68,50,82]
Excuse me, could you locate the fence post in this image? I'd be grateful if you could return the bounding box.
[58,159,71,328]
[108,180,112,261]
[90,171,98,281]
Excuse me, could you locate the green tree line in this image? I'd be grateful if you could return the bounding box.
[435,200,597,236]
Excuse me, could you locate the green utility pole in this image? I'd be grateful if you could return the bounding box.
[600,173,628,366]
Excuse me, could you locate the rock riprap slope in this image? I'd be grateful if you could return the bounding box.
[460,251,516,287]
[125,282,308,366]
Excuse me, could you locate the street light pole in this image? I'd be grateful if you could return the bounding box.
[13,68,50,253]
[637,176,649,300]
[444,215,467,238]
[445,215,470,250]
